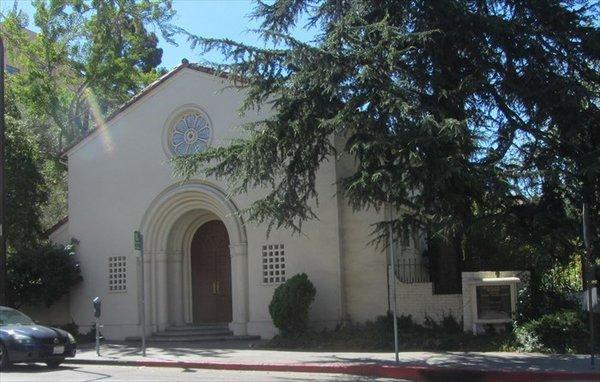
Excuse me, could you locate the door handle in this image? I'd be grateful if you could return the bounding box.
[211,281,216,294]
[216,281,220,294]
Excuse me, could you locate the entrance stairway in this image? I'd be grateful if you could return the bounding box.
[126,324,260,343]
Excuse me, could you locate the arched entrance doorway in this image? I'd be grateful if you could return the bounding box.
[191,220,232,323]
[139,181,248,335]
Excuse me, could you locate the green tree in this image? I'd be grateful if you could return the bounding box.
[4,114,49,250]
[1,0,177,231]
[7,243,82,309]
[2,0,177,153]
[176,1,599,282]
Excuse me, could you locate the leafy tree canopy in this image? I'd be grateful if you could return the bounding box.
[4,94,49,249]
[176,0,599,273]
[1,0,179,232]
[1,0,177,153]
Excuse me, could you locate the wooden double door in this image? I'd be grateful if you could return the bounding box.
[190,220,232,323]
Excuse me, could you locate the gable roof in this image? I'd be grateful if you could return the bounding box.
[60,60,233,160]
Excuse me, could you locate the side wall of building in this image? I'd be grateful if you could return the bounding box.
[335,138,462,325]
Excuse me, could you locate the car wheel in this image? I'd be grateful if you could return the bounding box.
[46,359,64,369]
[0,342,10,370]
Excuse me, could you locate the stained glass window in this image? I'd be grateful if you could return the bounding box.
[170,113,211,156]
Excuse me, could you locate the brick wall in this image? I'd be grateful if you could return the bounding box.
[392,279,463,324]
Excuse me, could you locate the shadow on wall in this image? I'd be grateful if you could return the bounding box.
[18,294,72,326]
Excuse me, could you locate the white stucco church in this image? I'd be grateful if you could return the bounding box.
[45,61,523,340]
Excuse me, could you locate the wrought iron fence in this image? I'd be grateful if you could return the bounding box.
[394,257,430,283]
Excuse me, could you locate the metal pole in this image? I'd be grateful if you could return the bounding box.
[389,208,399,363]
[95,317,100,356]
[583,203,595,368]
[0,36,7,306]
[139,234,146,357]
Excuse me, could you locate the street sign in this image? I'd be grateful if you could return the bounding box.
[134,231,143,251]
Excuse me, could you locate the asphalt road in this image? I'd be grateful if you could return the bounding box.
[0,363,406,381]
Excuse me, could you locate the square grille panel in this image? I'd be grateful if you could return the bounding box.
[108,256,127,292]
[262,244,286,284]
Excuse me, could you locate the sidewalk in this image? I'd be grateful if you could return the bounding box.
[65,341,600,381]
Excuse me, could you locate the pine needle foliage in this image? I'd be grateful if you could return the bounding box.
[175,1,599,268]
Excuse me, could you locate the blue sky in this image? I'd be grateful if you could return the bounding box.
[1,0,316,69]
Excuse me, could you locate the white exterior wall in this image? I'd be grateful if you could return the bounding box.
[20,294,72,327]
[338,203,389,322]
[393,282,462,323]
[64,67,343,339]
[48,220,70,246]
[334,145,389,323]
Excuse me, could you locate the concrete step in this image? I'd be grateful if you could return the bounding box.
[125,334,260,343]
[153,329,233,337]
[165,324,229,331]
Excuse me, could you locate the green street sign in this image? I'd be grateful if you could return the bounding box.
[134,231,143,251]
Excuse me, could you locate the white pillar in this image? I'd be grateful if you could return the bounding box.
[230,243,248,335]
[171,253,184,326]
[155,252,169,331]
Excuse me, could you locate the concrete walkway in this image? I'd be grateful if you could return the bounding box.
[65,341,600,381]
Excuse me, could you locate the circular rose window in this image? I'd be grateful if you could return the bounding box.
[170,113,211,156]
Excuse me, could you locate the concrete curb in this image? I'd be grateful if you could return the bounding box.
[64,358,600,381]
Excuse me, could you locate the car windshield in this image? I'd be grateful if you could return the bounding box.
[0,307,35,326]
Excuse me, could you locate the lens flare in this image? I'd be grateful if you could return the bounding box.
[85,88,114,153]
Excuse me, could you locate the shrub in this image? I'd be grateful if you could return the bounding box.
[423,313,462,334]
[269,273,316,336]
[514,310,586,353]
[267,312,515,352]
[59,322,95,343]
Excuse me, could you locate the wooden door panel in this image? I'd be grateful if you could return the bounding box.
[190,220,231,323]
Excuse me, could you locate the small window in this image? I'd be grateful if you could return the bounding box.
[108,256,127,292]
[262,244,285,284]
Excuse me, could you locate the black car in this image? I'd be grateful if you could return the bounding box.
[0,306,76,369]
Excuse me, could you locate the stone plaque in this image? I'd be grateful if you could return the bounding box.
[476,285,511,320]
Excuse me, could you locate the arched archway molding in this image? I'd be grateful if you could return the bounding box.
[139,180,248,334]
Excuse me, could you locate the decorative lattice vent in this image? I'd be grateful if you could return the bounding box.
[262,244,286,284]
[108,256,127,292]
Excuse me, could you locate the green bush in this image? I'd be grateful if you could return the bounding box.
[269,273,316,336]
[514,310,586,353]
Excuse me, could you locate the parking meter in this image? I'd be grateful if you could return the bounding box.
[92,297,101,356]
[93,297,102,318]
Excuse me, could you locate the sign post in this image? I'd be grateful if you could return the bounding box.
[583,203,595,368]
[388,208,399,363]
[0,36,7,306]
[134,230,146,357]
